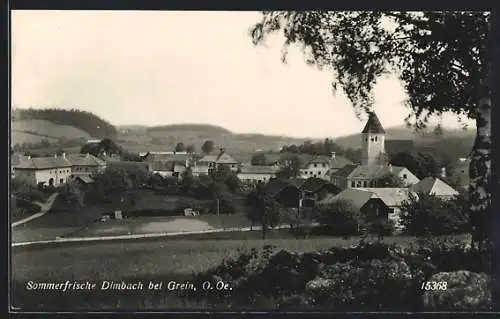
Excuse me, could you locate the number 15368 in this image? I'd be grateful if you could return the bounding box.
[421,281,447,291]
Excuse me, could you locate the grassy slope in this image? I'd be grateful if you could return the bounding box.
[11,119,91,144]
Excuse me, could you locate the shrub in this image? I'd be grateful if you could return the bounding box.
[316,199,360,236]
[400,193,469,235]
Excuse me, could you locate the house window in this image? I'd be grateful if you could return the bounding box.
[314,163,317,167]
[371,138,374,142]
[375,136,378,141]
[357,181,362,187]
[351,181,355,187]
[322,163,326,167]
[365,138,368,142]
[60,178,64,184]
[363,181,368,187]
[313,175,317,178]
[403,174,407,179]
[310,171,313,175]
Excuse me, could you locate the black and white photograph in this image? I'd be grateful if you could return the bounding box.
[10,10,492,312]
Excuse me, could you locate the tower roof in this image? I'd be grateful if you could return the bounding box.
[362,112,385,134]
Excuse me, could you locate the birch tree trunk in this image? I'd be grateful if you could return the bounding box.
[469,96,491,251]
[469,13,493,251]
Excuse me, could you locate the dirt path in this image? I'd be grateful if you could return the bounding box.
[11,193,59,228]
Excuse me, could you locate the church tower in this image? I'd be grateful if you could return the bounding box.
[361,111,386,166]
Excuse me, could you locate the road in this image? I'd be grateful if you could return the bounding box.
[11,193,59,228]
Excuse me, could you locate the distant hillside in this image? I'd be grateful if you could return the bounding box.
[147,124,232,135]
[116,123,310,157]
[334,125,475,157]
[12,108,117,140]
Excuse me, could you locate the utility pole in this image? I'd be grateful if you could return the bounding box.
[216,198,220,216]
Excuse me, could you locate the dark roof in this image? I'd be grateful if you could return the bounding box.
[362,112,385,134]
[331,164,359,178]
[300,177,327,193]
[13,156,72,170]
[262,178,299,198]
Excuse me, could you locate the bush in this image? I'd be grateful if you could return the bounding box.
[189,239,487,310]
[316,200,361,236]
[400,193,469,235]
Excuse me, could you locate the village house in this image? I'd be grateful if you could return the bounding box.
[141,151,192,178]
[12,154,73,187]
[409,176,459,199]
[318,187,417,232]
[299,177,341,202]
[67,153,107,179]
[237,164,280,184]
[331,163,420,190]
[299,153,353,180]
[193,148,239,176]
[262,178,302,208]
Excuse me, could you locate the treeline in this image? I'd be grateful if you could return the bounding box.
[80,138,141,161]
[280,138,362,163]
[12,137,87,153]
[12,108,117,138]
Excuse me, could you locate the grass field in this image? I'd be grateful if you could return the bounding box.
[11,233,470,310]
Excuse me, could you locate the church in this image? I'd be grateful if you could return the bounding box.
[330,112,420,190]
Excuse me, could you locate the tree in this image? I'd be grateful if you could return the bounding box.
[247,187,281,239]
[201,140,214,154]
[175,142,186,152]
[180,167,195,193]
[277,155,302,179]
[316,199,361,236]
[400,193,470,235]
[186,144,195,153]
[251,11,491,250]
[376,172,406,187]
[251,153,267,166]
[89,166,133,205]
[224,172,241,193]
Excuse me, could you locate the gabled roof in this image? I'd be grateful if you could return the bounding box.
[358,188,417,207]
[143,152,190,162]
[198,152,239,164]
[335,164,408,180]
[262,178,299,198]
[329,155,354,169]
[362,112,385,134]
[318,187,416,210]
[75,175,94,184]
[13,156,72,170]
[331,164,359,178]
[317,188,376,211]
[239,165,280,174]
[300,177,327,193]
[410,177,459,196]
[67,154,106,167]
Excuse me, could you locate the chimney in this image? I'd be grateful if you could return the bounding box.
[62,152,66,159]
[388,163,393,173]
[441,167,446,178]
[54,154,57,158]
[27,155,31,160]
[86,153,90,158]
[331,152,336,160]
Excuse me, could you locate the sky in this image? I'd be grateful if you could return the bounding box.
[11,11,475,138]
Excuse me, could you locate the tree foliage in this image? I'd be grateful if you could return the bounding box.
[277,155,302,179]
[201,140,215,154]
[13,107,117,138]
[316,199,361,235]
[250,11,491,249]
[246,185,281,238]
[375,172,406,188]
[175,142,186,152]
[400,193,470,235]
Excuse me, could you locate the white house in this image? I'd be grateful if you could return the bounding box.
[12,154,73,187]
[237,165,280,184]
